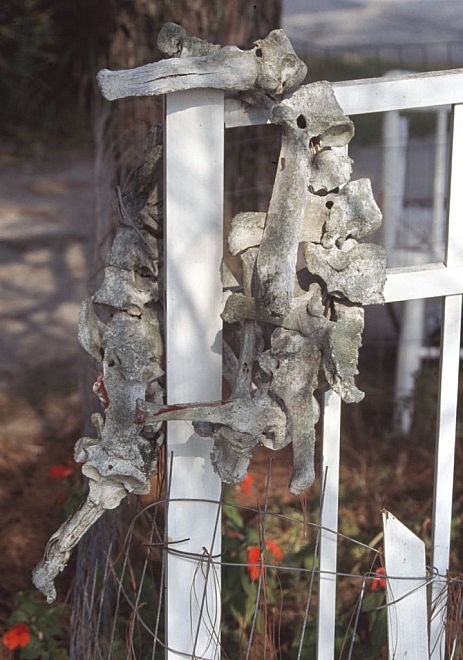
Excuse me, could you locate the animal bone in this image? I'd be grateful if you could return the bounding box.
[255,82,354,318]
[157,22,221,58]
[321,178,383,248]
[97,29,307,101]
[33,125,165,602]
[303,240,387,305]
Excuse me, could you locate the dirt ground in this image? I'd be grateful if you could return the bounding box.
[0,147,95,650]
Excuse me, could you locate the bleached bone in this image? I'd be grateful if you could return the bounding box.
[157,22,221,58]
[97,29,307,101]
[106,226,159,276]
[261,328,322,494]
[321,178,383,248]
[228,211,266,256]
[231,247,259,399]
[93,266,159,313]
[222,288,319,334]
[33,128,165,603]
[136,395,287,447]
[303,240,387,305]
[255,82,354,317]
[32,479,127,603]
[207,426,259,484]
[309,149,353,194]
[322,302,365,404]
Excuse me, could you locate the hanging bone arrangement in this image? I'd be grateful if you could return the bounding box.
[33,24,386,602]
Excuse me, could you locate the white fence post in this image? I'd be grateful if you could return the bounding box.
[429,103,463,660]
[164,89,224,660]
[317,391,342,660]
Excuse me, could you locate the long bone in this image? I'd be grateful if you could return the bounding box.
[97,29,307,101]
[255,82,354,318]
[136,395,287,448]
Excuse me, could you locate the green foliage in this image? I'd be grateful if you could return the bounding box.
[8,590,69,660]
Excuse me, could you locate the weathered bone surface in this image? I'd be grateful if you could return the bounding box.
[303,240,387,304]
[97,29,307,100]
[33,126,165,602]
[321,178,383,248]
[255,82,354,318]
[157,22,221,58]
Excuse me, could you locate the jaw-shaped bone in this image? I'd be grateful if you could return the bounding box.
[303,240,387,305]
[255,82,354,318]
[97,28,307,101]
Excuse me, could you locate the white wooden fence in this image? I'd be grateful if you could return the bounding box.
[164,68,463,659]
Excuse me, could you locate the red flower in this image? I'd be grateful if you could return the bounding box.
[247,546,262,581]
[48,463,75,479]
[265,539,283,561]
[2,623,31,649]
[246,540,284,581]
[241,473,254,495]
[56,492,68,508]
[371,567,387,590]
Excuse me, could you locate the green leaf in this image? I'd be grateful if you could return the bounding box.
[9,610,30,624]
[223,504,244,529]
[20,639,43,660]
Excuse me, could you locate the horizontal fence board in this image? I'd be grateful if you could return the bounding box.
[382,263,463,303]
[224,68,463,127]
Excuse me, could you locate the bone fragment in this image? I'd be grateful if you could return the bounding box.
[93,266,159,313]
[309,149,353,194]
[157,23,221,58]
[32,479,127,603]
[228,212,266,255]
[263,328,322,494]
[322,302,365,403]
[321,178,383,248]
[303,240,387,304]
[98,29,306,101]
[136,396,287,446]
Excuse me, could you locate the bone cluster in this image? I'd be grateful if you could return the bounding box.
[139,82,386,496]
[32,127,165,603]
[33,25,386,602]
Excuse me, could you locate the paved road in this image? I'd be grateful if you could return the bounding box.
[283,0,463,63]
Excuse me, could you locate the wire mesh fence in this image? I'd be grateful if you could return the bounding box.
[68,449,463,660]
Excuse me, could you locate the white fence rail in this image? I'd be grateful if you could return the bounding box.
[164,68,463,659]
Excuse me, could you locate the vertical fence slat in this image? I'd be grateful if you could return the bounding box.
[383,512,429,660]
[317,390,341,660]
[430,293,462,659]
[164,89,224,660]
[430,102,463,660]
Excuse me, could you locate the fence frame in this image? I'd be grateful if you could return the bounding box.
[164,68,463,659]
